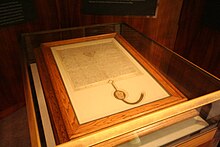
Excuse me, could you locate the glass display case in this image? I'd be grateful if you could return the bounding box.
[21,23,220,147]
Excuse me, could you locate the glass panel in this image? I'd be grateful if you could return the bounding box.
[117,99,220,146]
[21,23,220,146]
[21,23,119,63]
[120,24,220,99]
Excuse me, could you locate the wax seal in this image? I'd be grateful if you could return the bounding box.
[108,80,144,105]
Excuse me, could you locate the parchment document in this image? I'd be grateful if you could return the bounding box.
[55,39,141,90]
[51,38,170,124]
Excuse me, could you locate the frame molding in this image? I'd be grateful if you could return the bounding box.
[35,33,187,144]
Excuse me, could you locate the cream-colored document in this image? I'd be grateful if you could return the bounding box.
[51,38,170,124]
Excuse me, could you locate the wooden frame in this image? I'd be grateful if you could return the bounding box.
[35,33,187,144]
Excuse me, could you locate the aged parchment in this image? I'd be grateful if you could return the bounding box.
[56,40,141,90]
[51,38,170,123]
